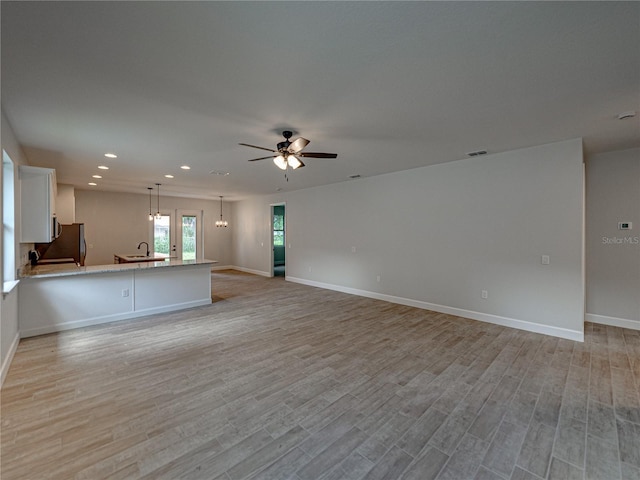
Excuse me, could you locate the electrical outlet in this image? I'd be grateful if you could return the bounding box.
[376,275,381,282]
[122,289,129,297]
[351,246,357,253]
[308,266,312,272]
[541,255,550,265]
[481,290,488,299]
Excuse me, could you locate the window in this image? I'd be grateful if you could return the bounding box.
[3,150,15,284]
[273,211,284,246]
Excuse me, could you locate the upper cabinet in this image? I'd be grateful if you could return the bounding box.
[20,165,59,243]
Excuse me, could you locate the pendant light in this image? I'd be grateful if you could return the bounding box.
[147,187,153,221]
[154,183,162,220]
[216,195,228,227]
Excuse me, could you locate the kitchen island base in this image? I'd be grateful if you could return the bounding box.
[19,262,213,337]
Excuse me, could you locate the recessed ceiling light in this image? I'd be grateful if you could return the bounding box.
[210,170,230,176]
[104,153,117,158]
[98,165,109,170]
[164,174,174,178]
[92,175,102,179]
[180,165,191,170]
[88,182,97,186]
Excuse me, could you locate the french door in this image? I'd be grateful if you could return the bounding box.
[150,209,203,260]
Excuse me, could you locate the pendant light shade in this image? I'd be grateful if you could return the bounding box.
[147,187,153,221]
[154,183,162,220]
[273,155,287,170]
[216,195,228,227]
[288,155,302,169]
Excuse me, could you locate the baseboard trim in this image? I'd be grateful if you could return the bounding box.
[227,266,272,277]
[20,299,212,338]
[1,331,20,388]
[210,265,234,271]
[287,276,584,342]
[586,313,640,331]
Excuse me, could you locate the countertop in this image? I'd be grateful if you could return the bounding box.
[20,258,218,279]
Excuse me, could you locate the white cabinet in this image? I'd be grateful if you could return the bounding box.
[20,166,58,243]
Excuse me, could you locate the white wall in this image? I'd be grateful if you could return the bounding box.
[55,184,75,224]
[75,190,233,266]
[232,139,586,340]
[586,148,640,329]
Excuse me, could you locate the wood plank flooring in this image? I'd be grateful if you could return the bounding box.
[1,270,639,479]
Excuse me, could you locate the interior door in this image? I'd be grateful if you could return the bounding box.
[175,210,203,261]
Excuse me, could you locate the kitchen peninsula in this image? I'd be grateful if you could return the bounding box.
[18,258,216,337]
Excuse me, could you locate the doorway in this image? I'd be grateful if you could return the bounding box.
[151,209,203,260]
[272,204,285,277]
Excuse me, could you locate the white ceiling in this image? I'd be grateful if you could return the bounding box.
[2,2,639,201]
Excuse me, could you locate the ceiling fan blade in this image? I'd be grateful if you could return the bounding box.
[287,137,310,153]
[298,152,338,159]
[247,155,275,162]
[239,143,277,153]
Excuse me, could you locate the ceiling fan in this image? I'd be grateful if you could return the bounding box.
[239,130,337,171]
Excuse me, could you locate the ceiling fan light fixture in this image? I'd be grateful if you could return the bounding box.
[288,155,302,169]
[241,131,337,171]
[273,155,287,170]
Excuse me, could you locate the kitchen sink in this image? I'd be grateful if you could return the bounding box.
[114,253,172,264]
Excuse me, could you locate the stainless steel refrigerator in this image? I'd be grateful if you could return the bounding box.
[35,223,86,265]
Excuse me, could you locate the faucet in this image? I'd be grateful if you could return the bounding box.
[137,241,150,257]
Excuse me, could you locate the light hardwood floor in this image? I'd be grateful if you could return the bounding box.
[1,270,639,479]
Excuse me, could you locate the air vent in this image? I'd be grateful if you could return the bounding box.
[349,174,361,179]
[618,111,636,120]
[467,150,488,157]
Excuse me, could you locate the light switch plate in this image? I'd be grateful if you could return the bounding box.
[542,255,550,265]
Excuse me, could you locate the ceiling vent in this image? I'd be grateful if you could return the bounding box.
[618,111,636,120]
[467,150,488,157]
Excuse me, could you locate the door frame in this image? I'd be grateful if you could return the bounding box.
[148,209,204,260]
[175,209,204,261]
[270,202,286,277]
[148,210,175,256]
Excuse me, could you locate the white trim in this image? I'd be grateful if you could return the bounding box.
[20,299,211,338]
[227,265,271,277]
[1,331,20,388]
[287,276,584,342]
[2,279,19,295]
[210,265,234,271]
[586,313,640,331]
